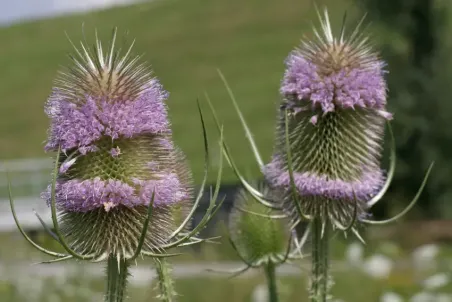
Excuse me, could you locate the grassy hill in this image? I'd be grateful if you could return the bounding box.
[0,0,358,183]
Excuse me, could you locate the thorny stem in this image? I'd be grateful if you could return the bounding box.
[264,261,279,302]
[310,218,330,302]
[105,255,130,302]
[155,258,177,301]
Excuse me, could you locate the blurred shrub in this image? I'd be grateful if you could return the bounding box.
[358,0,452,218]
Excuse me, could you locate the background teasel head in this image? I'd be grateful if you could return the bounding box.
[227,182,305,273]
[262,10,393,231]
[38,29,194,261]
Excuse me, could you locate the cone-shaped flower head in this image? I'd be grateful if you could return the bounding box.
[263,10,391,228]
[229,183,293,265]
[41,30,193,261]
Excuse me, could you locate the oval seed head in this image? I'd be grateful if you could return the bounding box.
[263,10,390,227]
[41,29,193,261]
[229,183,292,264]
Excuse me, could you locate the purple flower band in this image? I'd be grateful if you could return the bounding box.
[45,80,170,153]
[281,52,390,117]
[263,158,384,201]
[42,173,188,212]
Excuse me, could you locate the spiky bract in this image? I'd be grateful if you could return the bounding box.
[263,10,390,228]
[41,29,193,260]
[60,205,176,260]
[229,183,291,263]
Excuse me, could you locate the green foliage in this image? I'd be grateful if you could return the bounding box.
[358,0,452,218]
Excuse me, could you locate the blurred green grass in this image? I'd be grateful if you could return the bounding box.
[2,226,452,301]
[0,0,360,183]
[1,267,450,302]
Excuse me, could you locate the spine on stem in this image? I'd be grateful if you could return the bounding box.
[155,259,177,301]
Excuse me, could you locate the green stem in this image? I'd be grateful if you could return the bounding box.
[264,262,279,302]
[105,255,130,302]
[310,218,330,302]
[155,259,177,301]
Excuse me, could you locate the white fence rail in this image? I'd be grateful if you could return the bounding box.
[0,158,53,199]
[0,197,51,231]
[0,158,53,231]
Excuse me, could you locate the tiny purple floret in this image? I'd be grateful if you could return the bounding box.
[110,147,121,157]
[147,161,160,172]
[59,158,77,174]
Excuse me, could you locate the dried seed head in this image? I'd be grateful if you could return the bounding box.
[41,29,193,260]
[263,10,390,227]
[229,183,291,263]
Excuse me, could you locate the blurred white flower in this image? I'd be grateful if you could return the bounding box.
[412,244,439,271]
[410,292,436,302]
[345,242,364,266]
[381,292,403,302]
[48,293,61,302]
[252,284,268,302]
[12,274,44,299]
[363,254,393,279]
[436,293,452,302]
[422,273,449,290]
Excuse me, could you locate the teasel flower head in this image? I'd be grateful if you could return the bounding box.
[229,182,306,268]
[211,182,307,301]
[8,29,225,266]
[207,182,306,279]
[261,10,433,234]
[204,12,432,242]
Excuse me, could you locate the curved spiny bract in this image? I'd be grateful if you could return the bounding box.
[263,10,391,230]
[41,29,193,261]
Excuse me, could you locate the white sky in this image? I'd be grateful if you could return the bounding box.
[0,0,141,25]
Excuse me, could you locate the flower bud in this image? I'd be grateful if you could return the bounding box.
[229,183,291,263]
